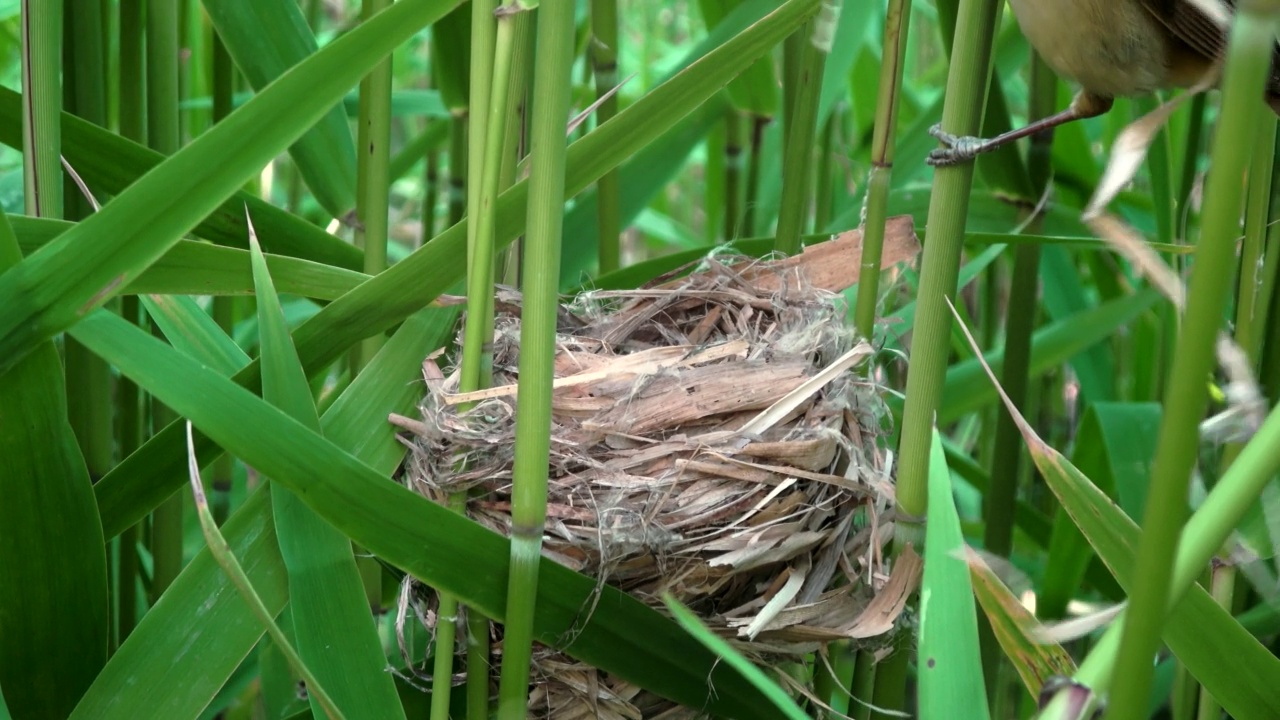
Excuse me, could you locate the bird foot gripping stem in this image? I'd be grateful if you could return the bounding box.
[926,124,990,166]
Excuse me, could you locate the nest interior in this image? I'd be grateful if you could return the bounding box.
[393,253,909,718]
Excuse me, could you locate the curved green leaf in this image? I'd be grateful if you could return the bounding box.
[70,308,449,719]
[0,0,461,376]
[250,233,405,718]
[0,207,108,719]
[0,89,362,271]
[70,307,782,720]
[918,429,990,720]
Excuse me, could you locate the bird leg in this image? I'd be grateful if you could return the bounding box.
[926,91,1114,166]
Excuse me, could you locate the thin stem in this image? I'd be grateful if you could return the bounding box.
[22,0,63,220]
[355,0,394,369]
[433,2,501,716]
[430,494,465,720]
[423,142,440,245]
[146,0,184,603]
[63,7,114,613]
[147,0,179,155]
[724,109,743,240]
[1193,561,1236,720]
[210,18,236,526]
[448,113,469,226]
[742,113,768,237]
[496,1,574,717]
[774,19,825,255]
[882,0,1004,709]
[115,0,145,643]
[855,0,911,337]
[814,107,836,231]
[591,0,620,272]
[1106,7,1279,717]
[118,0,144,144]
[497,9,532,286]
[979,50,1055,694]
[849,649,876,720]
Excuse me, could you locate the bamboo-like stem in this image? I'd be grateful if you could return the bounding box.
[1254,143,1280,372]
[868,640,909,719]
[1106,5,1279,716]
[209,18,235,526]
[147,0,180,155]
[432,2,501,716]
[119,0,145,144]
[183,0,207,137]
[774,18,825,255]
[704,113,725,244]
[421,47,441,248]
[895,0,1002,548]
[63,16,115,646]
[66,0,114,655]
[22,0,63,220]
[355,0,394,369]
[849,649,875,720]
[854,0,911,337]
[496,2,573,717]
[1193,560,1236,720]
[65,0,106,129]
[742,113,768,237]
[781,31,800,132]
[448,114,469,226]
[1231,113,1277,365]
[467,0,498,278]
[458,0,514,433]
[813,641,854,716]
[1261,213,1280,402]
[877,0,1003,710]
[430,494,465,720]
[116,0,145,641]
[980,53,1055,693]
[497,10,532,286]
[724,110,743,240]
[591,0,621,272]
[814,107,836,231]
[459,4,530,716]
[1176,94,1208,232]
[423,141,440,245]
[1170,665,1199,720]
[146,0,185,603]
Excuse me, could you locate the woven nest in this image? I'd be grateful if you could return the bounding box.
[391,249,912,719]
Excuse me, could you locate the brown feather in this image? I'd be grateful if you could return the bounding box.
[1141,0,1280,109]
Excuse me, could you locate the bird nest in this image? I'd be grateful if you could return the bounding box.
[391,244,915,718]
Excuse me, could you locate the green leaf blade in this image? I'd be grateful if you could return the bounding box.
[249,229,406,719]
[0,209,108,719]
[0,0,461,376]
[918,428,991,720]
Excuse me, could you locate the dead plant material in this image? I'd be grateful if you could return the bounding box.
[391,248,908,718]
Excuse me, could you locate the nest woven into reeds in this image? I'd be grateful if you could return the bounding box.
[391,243,917,719]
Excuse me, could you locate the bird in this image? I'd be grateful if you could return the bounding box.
[927,0,1280,166]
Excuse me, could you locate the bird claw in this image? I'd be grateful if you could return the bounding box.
[926,124,987,166]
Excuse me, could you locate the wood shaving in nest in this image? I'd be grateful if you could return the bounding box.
[392,254,910,718]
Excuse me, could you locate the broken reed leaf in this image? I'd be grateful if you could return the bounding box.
[1084,72,1217,219]
[964,546,1078,697]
